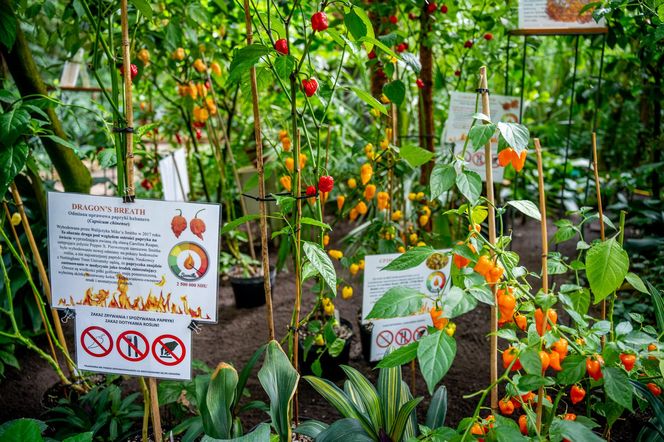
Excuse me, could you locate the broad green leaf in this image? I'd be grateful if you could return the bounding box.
[467,285,494,305]
[382,246,434,271]
[506,200,541,221]
[345,6,374,51]
[228,44,270,83]
[520,348,542,375]
[400,144,434,167]
[130,0,152,19]
[377,341,418,368]
[302,242,337,292]
[0,419,44,442]
[203,363,238,439]
[315,418,373,442]
[430,164,456,200]
[258,341,299,441]
[417,330,456,394]
[0,141,28,195]
[274,55,295,79]
[647,281,664,333]
[63,432,93,442]
[0,7,17,50]
[518,374,552,391]
[295,420,328,439]
[603,367,633,411]
[425,385,448,429]
[496,122,530,153]
[350,87,387,115]
[365,287,426,319]
[383,80,405,106]
[221,214,262,235]
[625,272,648,294]
[586,238,629,303]
[549,419,604,442]
[210,423,270,441]
[468,124,496,151]
[455,170,482,204]
[359,36,397,59]
[557,355,586,385]
[0,107,30,145]
[300,217,331,231]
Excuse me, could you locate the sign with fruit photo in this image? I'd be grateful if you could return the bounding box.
[48,192,221,322]
[518,0,606,30]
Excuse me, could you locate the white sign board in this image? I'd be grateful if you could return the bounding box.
[518,0,606,30]
[48,192,220,323]
[362,251,451,361]
[75,306,191,380]
[159,149,189,202]
[443,92,521,182]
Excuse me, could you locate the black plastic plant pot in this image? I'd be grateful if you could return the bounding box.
[299,318,353,381]
[229,266,276,309]
[359,320,374,364]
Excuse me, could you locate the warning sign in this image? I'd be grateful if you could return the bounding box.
[370,314,432,362]
[75,306,191,380]
[80,326,113,357]
[47,192,220,323]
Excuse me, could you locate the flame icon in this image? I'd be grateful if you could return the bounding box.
[183,253,195,270]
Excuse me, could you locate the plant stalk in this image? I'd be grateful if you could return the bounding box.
[120,0,135,201]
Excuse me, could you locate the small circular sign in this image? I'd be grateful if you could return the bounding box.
[168,242,209,281]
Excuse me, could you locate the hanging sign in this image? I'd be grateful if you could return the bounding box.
[518,0,606,30]
[75,306,191,380]
[362,251,451,361]
[48,192,221,323]
[159,148,190,202]
[442,92,521,182]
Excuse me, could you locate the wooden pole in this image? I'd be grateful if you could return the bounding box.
[148,377,162,442]
[9,183,74,375]
[2,202,58,364]
[534,138,548,432]
[479,66,499,411]
[292,129,303,424]
[120,0,135,201]
[243,0,274,340]
[591,133,606,323]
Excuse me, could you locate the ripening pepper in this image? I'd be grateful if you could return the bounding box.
[429,307,449,330]
[349,208,359,221]
[549,350,562,371]
[391,210,402,221]
[474,255,493,276]
[342,286,353,300]
[311,11,329,32]
[553,338,568,360]
[499,398,514,416]
[337,195,345,211]
[279,176,292,191]
[285,157,294,172]
[360,164,373,185]
[190,209,206,240]
[10,212,21,226]
[535,308,557,336]
[620,353,636,371]
[570,385,585,404]
[328,249,343,260]
[356,201,368,215]
[318,176,334,193]
[347,178,357,189]
[349,263,359,276]
[323,235,330,246]
[502,346,522,371]
[586,355,603,381]
[171,209,187,238]
[364,184,376,200]
[377,192,389,210]
[299,153,307,169]
[514,314,527,331]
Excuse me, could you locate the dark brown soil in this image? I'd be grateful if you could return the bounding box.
[0,217,645,440]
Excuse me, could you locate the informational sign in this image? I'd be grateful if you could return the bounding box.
[48,192,220,322]
[442,92,521,182]
[159,149,190,202]
[518,0,606,30]
[75,306,191,380]
[362,251,451,362]
[370,314,432,362]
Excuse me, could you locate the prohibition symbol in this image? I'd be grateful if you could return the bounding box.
[152,334,186,366]
[375,330,394,348]
[413,326,427,341]
[395,328,412,346]
[80,326,113,357]
[117,330,149,362]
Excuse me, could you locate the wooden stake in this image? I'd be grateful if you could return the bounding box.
[139,377,150,442]
[10,183,74,375]
[120,0,135,201]
[3,202,58,364]
[243,0,274,340]
[479,66,499,411]
[534,138,548,432]
[292,129,303,424]
[591,132,606,323]
[149,378,162,442]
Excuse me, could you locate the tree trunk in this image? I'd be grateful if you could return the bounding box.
[0,11,92,194]
[418,7,434,185]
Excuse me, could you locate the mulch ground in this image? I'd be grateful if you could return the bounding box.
[0,217,644,440]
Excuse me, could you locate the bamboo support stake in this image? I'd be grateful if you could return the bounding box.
[479,66,499,410]
[9,183,74,375]
[149,378,162,442]
[292,129,303,424]
[534,138,549,432]
[243,0,274,340]
[120,0,135,201]
[591,133,606,322]
[2,202,58,364]
[139,377,150,442]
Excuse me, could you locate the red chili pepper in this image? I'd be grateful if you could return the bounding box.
[318,175,334,193]
[484,33,493,41]
[426,2,437,13]
[195,128,202,140]
[140,178,152,190]
[368,50,376,60]
[454,69,461,77]
[175,133,182,144]
[311,11,329,32]
[620,353,636,371]
[190,208,206,240]
[396,43,406,53]
[120,63,138,80]
[171,209,187,238]
[464,40,473,48]
[647,383,662,396]
[306,185,317,197]
[440,4,448,13]
[416,78,425,89]
[586,356,603,381]
[570,385,585,404]
[274,39,289,55]
[302,78,319,97]
[388,15,398,24]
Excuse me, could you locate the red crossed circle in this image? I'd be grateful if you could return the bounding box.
[116,330,149,362]
[80,326,113,357]
[151,334,186,366]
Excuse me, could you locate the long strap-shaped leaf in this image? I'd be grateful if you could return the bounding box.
[295,419,328,439]
[399,381,417,440]
[389,397,423,442]
[304,376,377,439]
[344,381,367,414]
[315,418,374,442]
[425,385,448,429]
[377,364,402,434]
[341,365,384,433]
